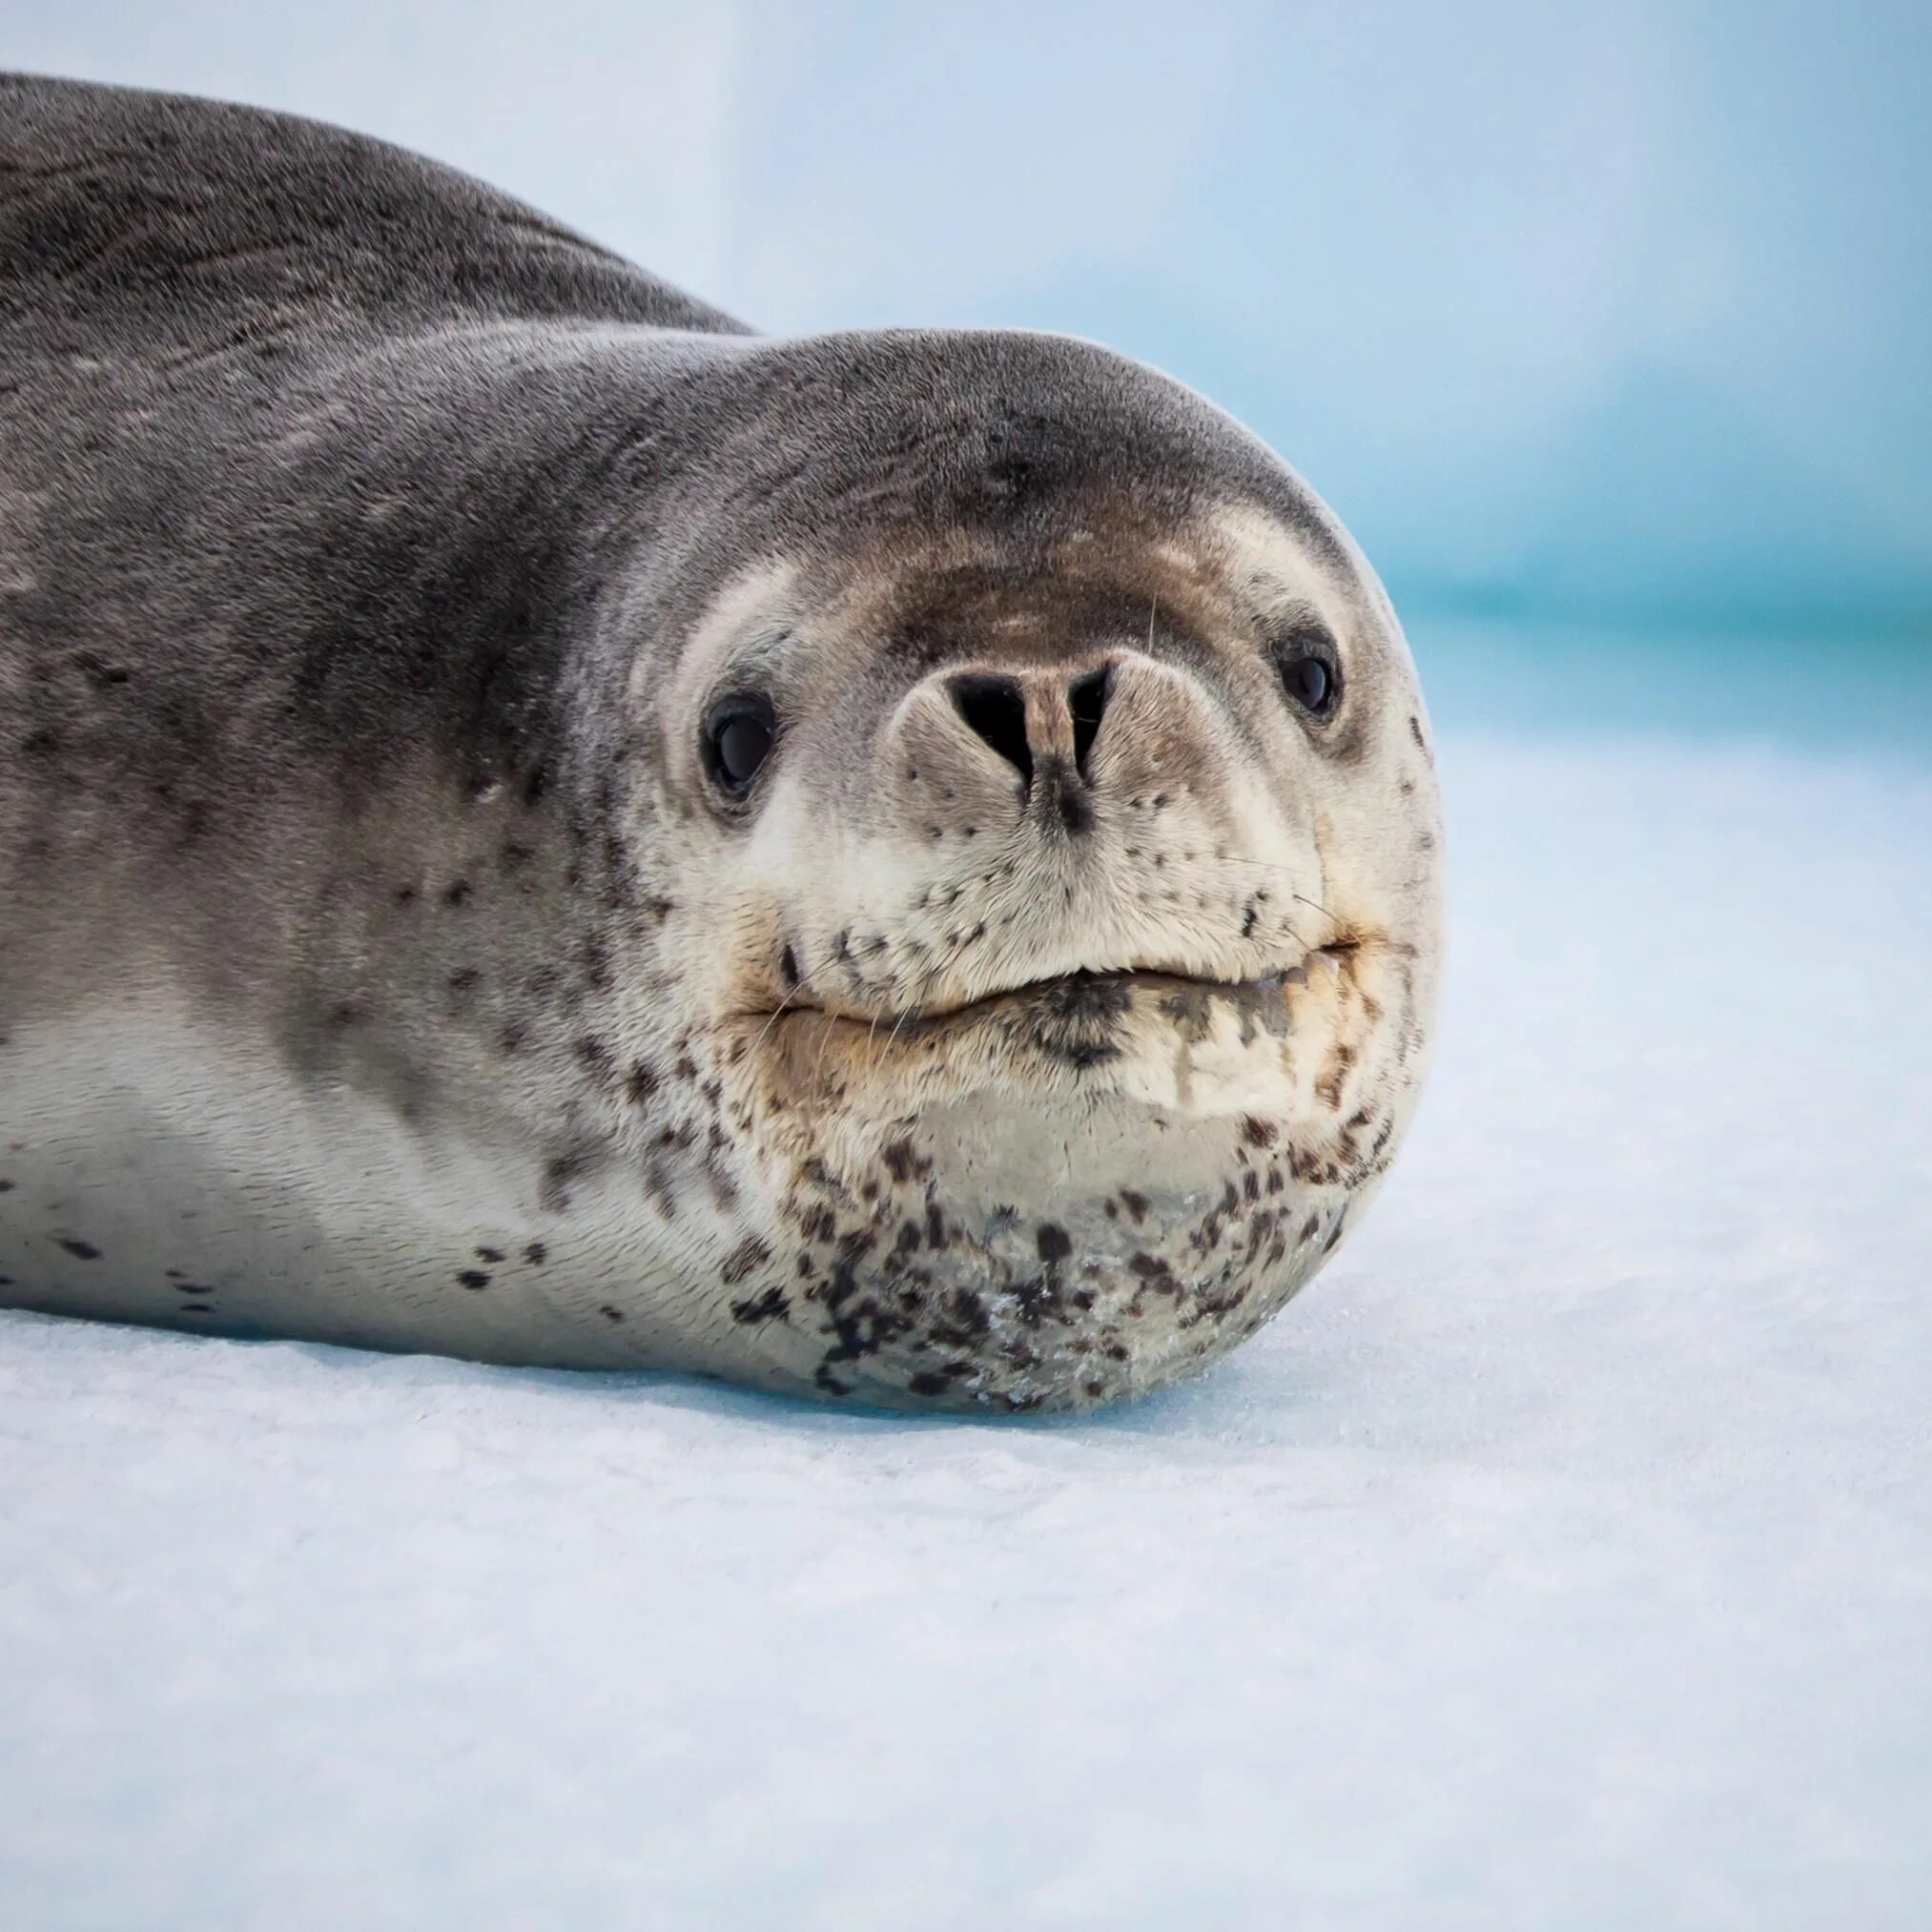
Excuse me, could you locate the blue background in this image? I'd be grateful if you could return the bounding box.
[10,1,1930,747]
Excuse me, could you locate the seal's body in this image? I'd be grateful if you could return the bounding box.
[0,75,1442,1409]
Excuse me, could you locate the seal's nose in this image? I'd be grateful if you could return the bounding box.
[945,663,1115,829]
[949,673,1033,786]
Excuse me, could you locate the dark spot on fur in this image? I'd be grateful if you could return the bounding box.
[600,1305,625,1323]
[1017,972,1129,1068]
[1127,1251,1182,1295]
[881,1137,925,1184]
[457,1269,490,1289]
[1120,1189,1150,1223]
[540,1150,587,1212]
[56,1238,100,1260]
[1316,1042,1357,1110]
[1010,1275,1059,1326]
[908,1362,975,1398]
[721,1236,771,1286]
[835,1227,879,1269]
[474,1246,504,1264]
[1241,1116,1278,1149]
[523,1242,547,1265]
[76,654,132,689]
[1036,1223,1073,1264]
[443,879,472,908]
[731,1285,790,1326]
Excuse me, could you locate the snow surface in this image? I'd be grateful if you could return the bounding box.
[4,727,1929,1930]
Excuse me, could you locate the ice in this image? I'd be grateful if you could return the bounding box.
[4,720,1929,1929]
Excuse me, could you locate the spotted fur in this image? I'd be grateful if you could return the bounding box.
[0,76,1443,1409]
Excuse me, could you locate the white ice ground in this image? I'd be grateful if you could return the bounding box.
[3,724,1929,1930]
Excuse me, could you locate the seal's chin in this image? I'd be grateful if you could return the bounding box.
[717,936,1396,1412]
[738,1038,1361,1415]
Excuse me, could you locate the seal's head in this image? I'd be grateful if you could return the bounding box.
[597,330,1442,1409]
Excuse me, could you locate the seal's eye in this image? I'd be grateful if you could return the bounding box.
[1272,627,1342,722]
[703,693,777,797]
[1286,656,1331,711]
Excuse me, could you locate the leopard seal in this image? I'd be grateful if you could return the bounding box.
[0,73,1443,1410]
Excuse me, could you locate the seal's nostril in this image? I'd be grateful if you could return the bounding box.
[950,673,1033,790]
[1068,664,1113,784]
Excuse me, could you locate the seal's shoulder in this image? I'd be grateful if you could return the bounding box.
[0,73,749,342]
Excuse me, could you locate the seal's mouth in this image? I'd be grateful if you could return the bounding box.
[909,963,1283,1027]
[754,939,1365,1038]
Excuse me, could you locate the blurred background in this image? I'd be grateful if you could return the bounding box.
[9,0,1930,754]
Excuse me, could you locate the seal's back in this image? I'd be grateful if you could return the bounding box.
[0,72,747,357]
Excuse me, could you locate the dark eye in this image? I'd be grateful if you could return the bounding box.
[1273,628,1341,721]
[1286,655,1330,710]
[703,692,777,797]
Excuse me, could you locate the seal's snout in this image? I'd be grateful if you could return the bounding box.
[755,633,1317,1038]
[944,659,1115,824]
[896,647,1227,846]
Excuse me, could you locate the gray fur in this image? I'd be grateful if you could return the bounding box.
[0,75,1443,1409]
